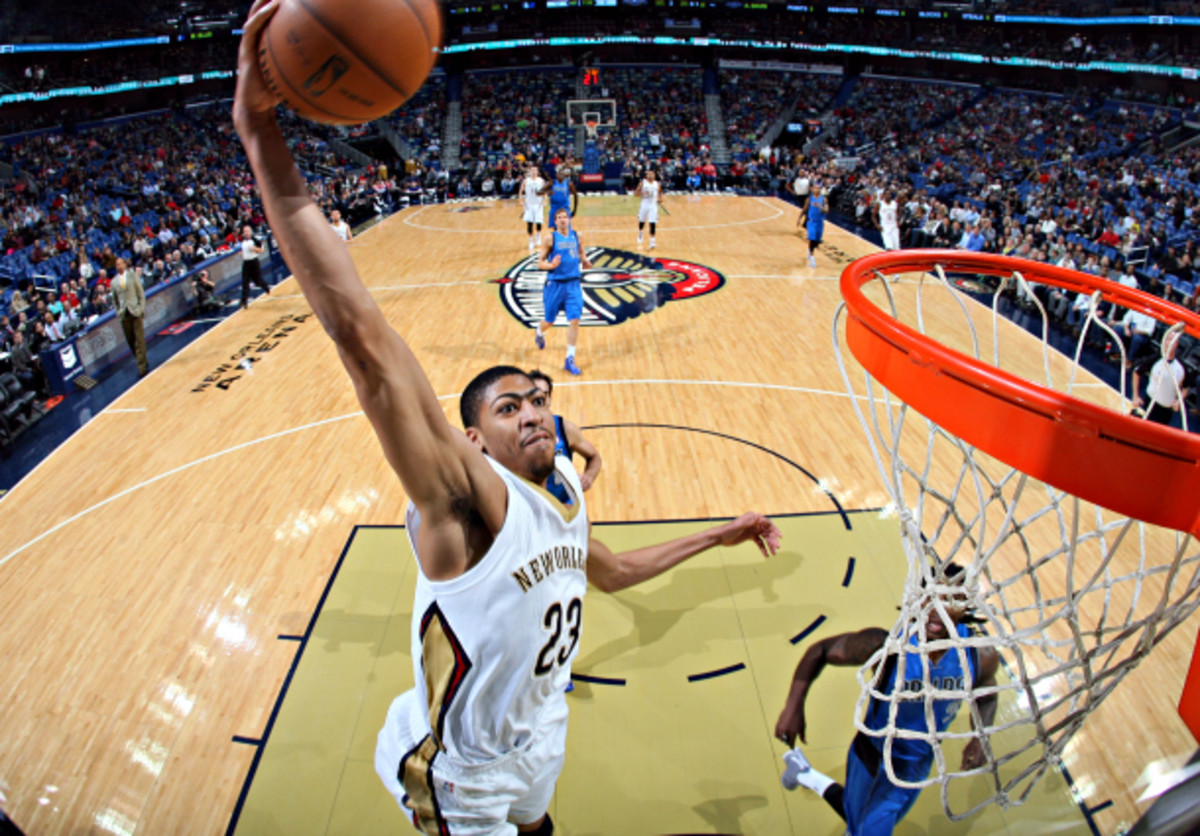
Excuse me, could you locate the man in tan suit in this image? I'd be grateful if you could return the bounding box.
[111,257,148,376]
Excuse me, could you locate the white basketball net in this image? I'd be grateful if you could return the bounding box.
[833,263,1200,820]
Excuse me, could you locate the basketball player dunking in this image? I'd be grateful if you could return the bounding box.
[521,165,548,251]
[634,169,664,250]
[234,6,781,834]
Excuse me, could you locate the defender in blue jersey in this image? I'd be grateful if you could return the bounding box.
[536,207,593,376]
[548,165,578,219]
[802,183,828,269]
[774,564,999,836]
[527,369,603,504]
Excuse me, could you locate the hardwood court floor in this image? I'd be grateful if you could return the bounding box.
[0,193,1194,835]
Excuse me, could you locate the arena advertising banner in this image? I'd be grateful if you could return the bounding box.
[718,59,842,74]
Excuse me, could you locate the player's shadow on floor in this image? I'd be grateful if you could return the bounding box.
[691,783,770,835]
[575,547,804,673]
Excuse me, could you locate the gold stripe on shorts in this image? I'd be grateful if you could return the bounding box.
[400,734,448,836]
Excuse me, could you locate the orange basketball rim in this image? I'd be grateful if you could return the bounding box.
[840,249,1200,538]
[840,249,1200,741]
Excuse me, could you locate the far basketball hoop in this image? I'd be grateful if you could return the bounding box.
[833,250,1200,820]
[566,98,616,137]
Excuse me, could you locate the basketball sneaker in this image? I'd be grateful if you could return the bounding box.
[564,357,582,376]
[535,331,545,350]
[809,255,817,268]
[649,238,656,250]
[781,748,812,791]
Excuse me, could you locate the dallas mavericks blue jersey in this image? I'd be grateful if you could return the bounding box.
[808,194,828,225]
[550,179,571,215]
[546,415,574,505]
[547,229,582,282]
[862,623,977,780]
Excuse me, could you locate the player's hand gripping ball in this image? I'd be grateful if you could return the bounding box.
[257,0,442,125]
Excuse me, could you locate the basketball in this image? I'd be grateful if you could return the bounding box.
[257,0,442,125]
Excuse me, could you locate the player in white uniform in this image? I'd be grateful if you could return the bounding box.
[233,9,783,833]
[635,170,663,249]
[875,189,900,251]
[522,166,548,251]
[329,208,352,242]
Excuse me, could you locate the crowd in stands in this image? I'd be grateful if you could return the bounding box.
[787,85,1200,371]
[442,66,720,199]
[0,99,381,414]
[595,67,709,164]
[837,78,980,153]
[385,75,446,170]
[460,69,577,171]
[720,70,825,162]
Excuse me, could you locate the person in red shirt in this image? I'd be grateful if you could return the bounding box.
[1097,226,1121,247]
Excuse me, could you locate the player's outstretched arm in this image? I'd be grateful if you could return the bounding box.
[233,0,503,576]
[587,512,780,593]
[775,627,888,747]
[562,418,601,491]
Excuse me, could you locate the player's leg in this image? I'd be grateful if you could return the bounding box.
[848,776,920,836]
[510,712,568,834]
[538,281,566,350]
[524,207,537,250]
[563,280,583,375]
[782,747,846,821]
[841,743,920,836]
[377,692,524,836]
[648,221,657,249]
[637,204,648,244]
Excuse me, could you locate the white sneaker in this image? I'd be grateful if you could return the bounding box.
[781,748,812,791]
[649,238,656,250]
[809,255,817,268]
[528,239,536,251]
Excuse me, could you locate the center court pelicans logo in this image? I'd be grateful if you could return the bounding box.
[493,247,725,328]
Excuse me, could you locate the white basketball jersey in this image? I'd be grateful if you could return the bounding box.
[879,199,898,230]
[403,454,589,764]
[641,180,660,204]
[524,177,545,207]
